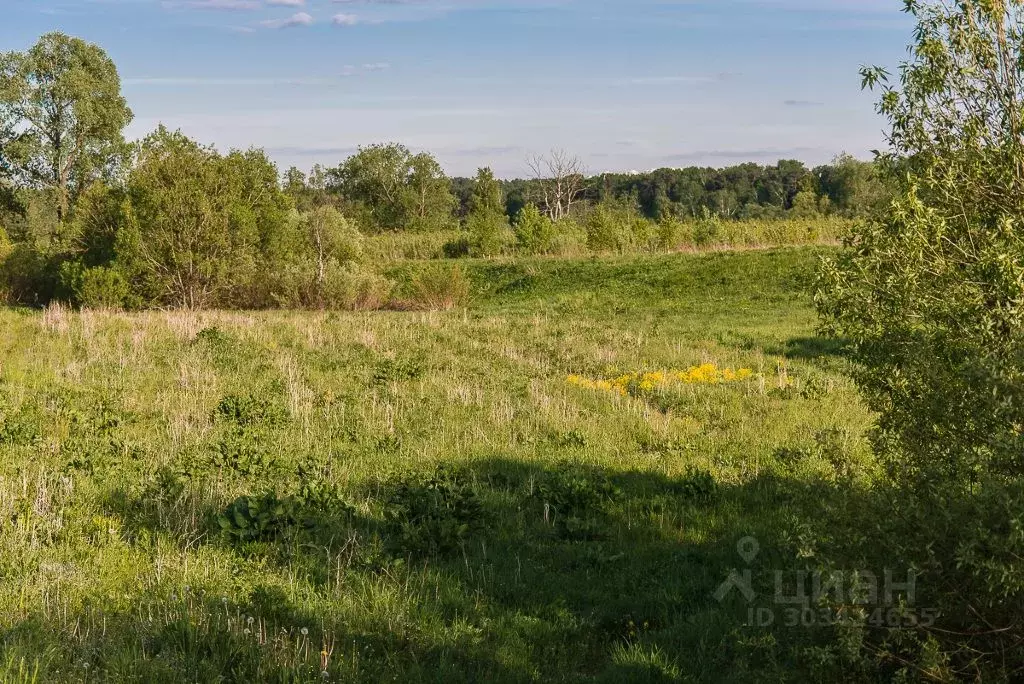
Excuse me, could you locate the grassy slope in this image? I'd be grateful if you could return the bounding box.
[0,247,877,682]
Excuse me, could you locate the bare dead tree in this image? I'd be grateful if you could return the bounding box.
[526,149,586,221]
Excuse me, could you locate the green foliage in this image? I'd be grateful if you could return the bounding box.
[584,200,656,253]
[404,262,470,310]
[211,430,280,480]
[441,234,471,258]
[194,325,230,347]
[814,153,889,218]
[0,226,12,302]
[673,466,718,504]
[119,126,292,309]
[466,210,513,257]
[513,203,556,254]
[372,357,424,385]
[383,467,484,556]
[218,486,354,546]
[293,206,364,307]
[816,2,1024,676]
[218,492,297,544]
[0,242,60,305]
[0,401,41,446]
[58,262,129,309]
[214,393,287,428]
[328,144,454,233]
[405,153,457,233]
[469,167,503,216]
[654,215,683,250]
[820,2,1024,485]
[307,206,362,265]
[0,33,132,222]
[788,190,823,219]
[690,207,723,246]
[0,225,11,263]
[68,183,126,266]
[536,465,622,540]
[465,168,514,257]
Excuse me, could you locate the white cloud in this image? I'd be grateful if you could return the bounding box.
[168,0,260,10]
[331,13,360,25]
[267,0,305,5]
[261,11,313,28]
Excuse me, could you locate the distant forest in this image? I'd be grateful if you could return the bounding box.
[1,32,885,310]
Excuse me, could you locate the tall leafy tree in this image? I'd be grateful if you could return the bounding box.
[469,166,503,215]
[466,167,511,256]
[405,152,455,232]
[302,205,362,306]
[814,153,888,218]
[329,143,412,232]
[0,32,132,223]
[329,144,454,232]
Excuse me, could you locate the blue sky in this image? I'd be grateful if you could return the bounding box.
[3,0,911,177]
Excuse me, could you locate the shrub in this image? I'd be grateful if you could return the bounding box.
[584,202,656,253]
[816,3,1024,676]
[673,466,718,504]
[211,430,279,479]
[513,204,556,254]
[0,243,60,306]
[584,204,622,252]
[218,492,297,543]
[690,207,723,247]
[58,262,129,309]
[321,263,392,311]
[383,466,484,556]
[405,263,470,311]
[441,235,471,259]
[214,394,287,428]
[194,326,231,346]
[466,210,513,257]
[536,465,622,540]
[655,216,684,250]
[547,220,588,256]
[372,357,424,385]
[218,486,354,546]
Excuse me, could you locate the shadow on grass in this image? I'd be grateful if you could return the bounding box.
[5,460,899,683]
[777,336,852,362]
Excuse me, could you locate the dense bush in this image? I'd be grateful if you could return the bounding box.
[466,211,513,257]
[817,2,1024,676]
[383,467,484,556]
[513,204,556,254]
[0,243,58,305]
[536,465,622,540]
[58,262,130,309]
[404,263,470,311]
[584,201,656,253]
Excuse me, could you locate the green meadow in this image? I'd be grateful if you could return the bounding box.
[0,247,891,682]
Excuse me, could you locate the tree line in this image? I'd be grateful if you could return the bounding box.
[1,32,882,310]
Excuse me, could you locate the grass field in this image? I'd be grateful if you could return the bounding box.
[0,247,889,682]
